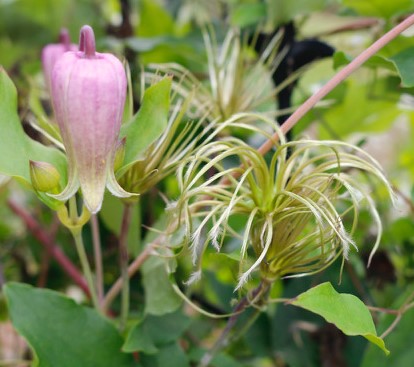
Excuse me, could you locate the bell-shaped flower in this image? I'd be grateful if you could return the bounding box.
[41,28,77,91]
[50,25,132,213]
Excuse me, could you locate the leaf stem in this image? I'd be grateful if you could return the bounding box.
[91,214,104,306]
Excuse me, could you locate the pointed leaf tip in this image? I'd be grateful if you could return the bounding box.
[291,282,389,355]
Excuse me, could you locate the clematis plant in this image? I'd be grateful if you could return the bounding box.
[172,114,393,290]
[51,25,132,213]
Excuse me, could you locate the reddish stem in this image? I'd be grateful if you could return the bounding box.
[257,13,414,155]
[7,199,90,296]
[103,241,155,312]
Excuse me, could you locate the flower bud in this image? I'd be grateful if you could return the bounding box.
[50,25,132,213]
[29,160,61,192]
[41,28,77,91]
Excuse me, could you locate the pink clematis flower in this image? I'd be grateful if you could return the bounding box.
[50,25,131,213]
[41,28,78,91]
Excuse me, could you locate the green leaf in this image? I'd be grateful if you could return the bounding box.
[291,282,389,355]
[230,4,266,28]
[125,36,173,52]
[119,77,171,176]
[388,47,414,88]
[318,79,400,138]
[142,256,182,315]
[334,49,414,88]
[0,0,104,51]
[28,84,62,143]
[125,35,205,69]
[123,309,191,353]
[334,51,395,72]
[343,0,414,18]
[0,67,67,208]
[4,282,135,367]
[268,0,337,26]
[387,217,414,244]
[136,0,175,37]
[124,321,159,355]
[140,343,190,367]
[189,348,244,367]
[333,51,353,69]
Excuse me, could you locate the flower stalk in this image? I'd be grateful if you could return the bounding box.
[90,215,104,306]
[67,197,100,311]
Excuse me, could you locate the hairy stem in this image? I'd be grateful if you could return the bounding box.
[91,214,104,306]
[7,199,89,295]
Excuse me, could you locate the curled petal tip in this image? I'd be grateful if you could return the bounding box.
[107,168,137,199]
[47,168,80,203]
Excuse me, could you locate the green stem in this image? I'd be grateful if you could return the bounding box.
[73,228,100,310]
[136,199,141,255]
[68,197,100,310]
[91,214,104,306]
[68,196,78,222]
[119,203,132,331]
